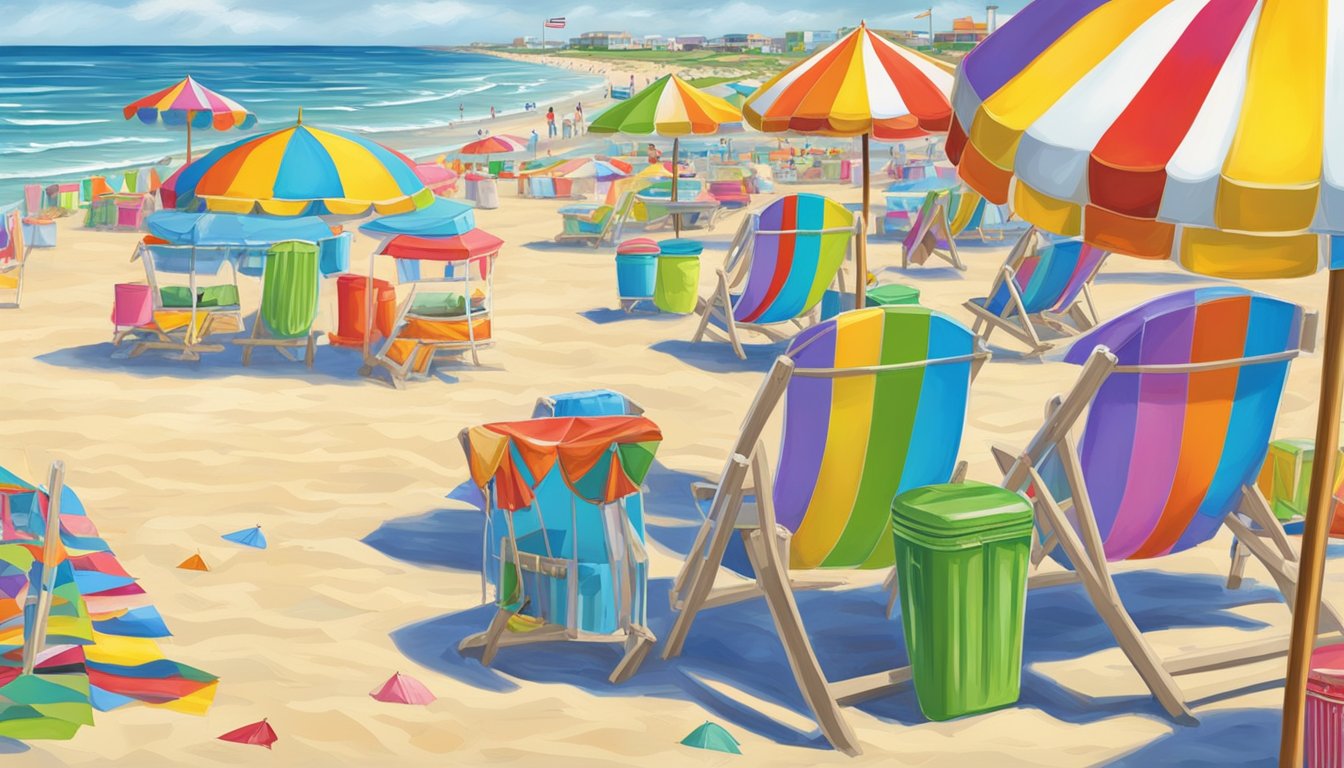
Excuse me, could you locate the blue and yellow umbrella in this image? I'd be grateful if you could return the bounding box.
[164,112,433,217]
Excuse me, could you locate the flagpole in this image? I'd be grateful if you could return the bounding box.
[928,8,934,49]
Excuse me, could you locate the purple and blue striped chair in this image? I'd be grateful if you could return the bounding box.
[994,286,1342,722]
[901,190,966,271]
[964,228,1110,357]
[692,193,860,359]
[659,306,989,754]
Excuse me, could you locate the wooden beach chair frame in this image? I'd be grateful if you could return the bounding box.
[453,430,656,685]
[233,240,321,369]
[0,209,30,310]
[987,323,1344,723]
[654,334,990,756]
[117,241,244,360]
[963,228,1108,358]
[901,190,965,271]
[692,201,860,359]
[553,191,638,249]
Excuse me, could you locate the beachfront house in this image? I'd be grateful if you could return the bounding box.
[568,31,634,50]
[643,35,669,51]
[784,29,839,53]
[672,35,706,51]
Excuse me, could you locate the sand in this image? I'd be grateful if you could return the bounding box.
[3,153,1342,767]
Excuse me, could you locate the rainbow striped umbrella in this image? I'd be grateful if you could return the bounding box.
[942,2,1342,759]
[743,23,955,306]
[123,76,256,163]
[589,74,742,235]
[166,113,432,217]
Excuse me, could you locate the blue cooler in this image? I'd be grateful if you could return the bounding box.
[616,238,659,308]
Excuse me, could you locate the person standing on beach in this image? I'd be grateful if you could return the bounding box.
[574,103,584,135]
[459,103,464,120]
[490,105,496,119]
[546,107,557,138]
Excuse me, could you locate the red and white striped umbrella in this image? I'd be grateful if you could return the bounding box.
[744,22,955,141]
[458,135,529,155]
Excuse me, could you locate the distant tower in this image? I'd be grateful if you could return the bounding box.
[986,5,999,34]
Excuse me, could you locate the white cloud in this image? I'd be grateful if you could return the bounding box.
[128,0,297,36]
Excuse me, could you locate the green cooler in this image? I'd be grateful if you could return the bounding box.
[866,283,921,307]
[654,238,702,314]
[890,481,1033,721]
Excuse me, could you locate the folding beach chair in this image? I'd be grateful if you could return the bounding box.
[555,192,637,248]
[457,415,660,684]
[693,193,859,359]
[0,210,28,309]
[234,241,321,368]
[901,190,965,271]
[656,307,989,755]
[991,287,1342,722]
[964,228,1111,358]
[116,240,243,360]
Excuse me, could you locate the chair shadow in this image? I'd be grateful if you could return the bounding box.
[390,547,1295,751]
[579,307,686,326]
[0,738,28,755]
[650,339,785,374]
[362,503,484,573]
[1107,707,1279,766]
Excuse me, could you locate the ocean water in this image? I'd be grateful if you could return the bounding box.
[0,46,604,202]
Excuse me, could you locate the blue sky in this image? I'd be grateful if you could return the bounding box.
[0,0,1026,45]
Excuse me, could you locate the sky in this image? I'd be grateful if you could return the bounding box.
[0,0,1026,46]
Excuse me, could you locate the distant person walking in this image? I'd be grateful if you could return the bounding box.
[528,130,539,156]
[459,103,464,120]
[546,107,557,138]
[574,104,585,135]
[490,105,496,119]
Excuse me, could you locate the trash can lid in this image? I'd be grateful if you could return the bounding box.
[659,238,703,256]
[1310,644,1344,699]
[867,283,921,306]
[892,481,1033,544]
[617,237,661,255]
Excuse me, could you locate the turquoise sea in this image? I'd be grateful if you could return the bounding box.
[0,46,604,201]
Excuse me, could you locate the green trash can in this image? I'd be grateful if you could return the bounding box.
[890,481,1034,721]
[654,238,702,314]
[866,283,921,306]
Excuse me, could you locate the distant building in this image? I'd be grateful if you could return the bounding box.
[673,35,706,51]
[934,16,990,44]
[569,31,635,50]
[767,37,787,54]
[784,29,838,53]
[643,35,669,50]
[707,33,769,52]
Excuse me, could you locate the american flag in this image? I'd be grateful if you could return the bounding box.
[544,17,566,29]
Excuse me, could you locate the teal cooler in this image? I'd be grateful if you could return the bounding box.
[890,481,1034,721]
[654,238,702,314]
[615,238,660,303]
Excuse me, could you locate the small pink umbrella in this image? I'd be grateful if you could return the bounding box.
[370,672,436,705]
[218,718,278,749]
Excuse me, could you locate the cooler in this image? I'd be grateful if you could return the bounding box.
[654,238,702,314]
[330,274,397,348]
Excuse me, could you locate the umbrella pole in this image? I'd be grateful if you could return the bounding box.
[856,133,870,310]
[186,113,193,164]
[364,249,377,365]
[672,137,680,238]
[22,461,64,676]
[1281,268,1344,765]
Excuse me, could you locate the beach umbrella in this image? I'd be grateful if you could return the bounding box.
[679,721,741,755]
[744,22,954,308]
[943,2,1343,760]
[370,672,436,705]
[221,525,266,550]
[165,111,432,217]
[588,74,743,236]
[177,553,208,572]
[123,76,256,164]
[458,134,529,171]
[218,718,278,749]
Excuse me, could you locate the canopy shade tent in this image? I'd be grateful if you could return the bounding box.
[743,22,955,307]
[942,2,1344,761]
[123,76,256,163]
[359,197,476,239]
[162,112,433,217]
[377,230,505,262]
[146,211,335,246]
[588,74,743,236]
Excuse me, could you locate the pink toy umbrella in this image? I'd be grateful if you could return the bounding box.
[370,672,436,705]
[218,718,278,749]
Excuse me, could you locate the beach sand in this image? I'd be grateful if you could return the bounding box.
[3,165,1341,766]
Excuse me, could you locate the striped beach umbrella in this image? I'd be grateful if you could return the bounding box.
[123,76,256,163]
[743,22,955,307]
[589,74,742,235]
[942,2,1343,760]
[459,135,529,155]
[166,112,432,217]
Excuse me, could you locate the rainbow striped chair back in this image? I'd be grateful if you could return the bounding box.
[774,306,982,569]
[994,287,1323,723]
[1042,287,1306,562]
[731,193,854,325]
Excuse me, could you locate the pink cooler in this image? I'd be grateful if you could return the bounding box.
[113,283,153,328]
[1308,644,1344,766]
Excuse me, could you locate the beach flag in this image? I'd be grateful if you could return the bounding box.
[544,17,565,29]
[913,9,931,19]
[370,672,436,705]
[221,526,266,550]
[177,553,208,572]
[218,719,278,749]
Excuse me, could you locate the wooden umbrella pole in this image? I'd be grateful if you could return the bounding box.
[1281,267,1344,765]
[23,461,64,676]
[186,112,193,164]
[856,133,870,310]
[672,137,681,238]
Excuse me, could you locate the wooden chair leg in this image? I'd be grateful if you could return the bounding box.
[1227,538,1250,590]
[884,568,900,619]
[306,332,317,369]
[609,625,655,684]
[459,604,518,667]
[744,526,861,756]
